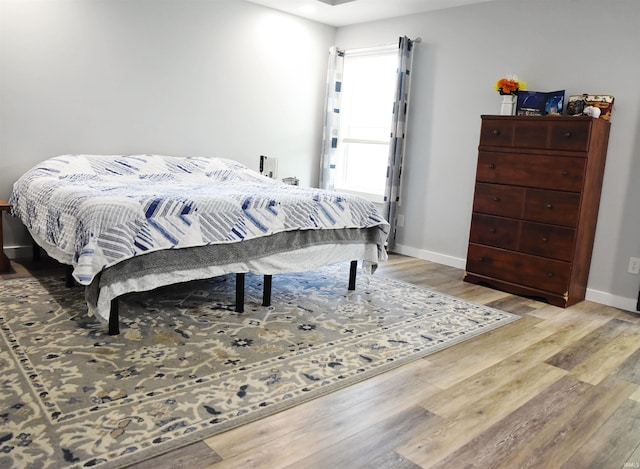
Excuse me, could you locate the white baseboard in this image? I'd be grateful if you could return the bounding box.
[391,243,639,313]
[585,288,638,313]
[391,243,467,270]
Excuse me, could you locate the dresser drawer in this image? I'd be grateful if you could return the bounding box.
[548,121,591,151]
[472,183,524,218]
[466,244,570,294]
[477,152,586,192]
[479,120,515,147]
[481,118,591,151]
[524,189,581,227]
[512,121,591,151]
[469,214,519,250]
[512,122,550,150]
[519,221,576,261]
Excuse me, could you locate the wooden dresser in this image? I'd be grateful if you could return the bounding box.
[464,115,610,307]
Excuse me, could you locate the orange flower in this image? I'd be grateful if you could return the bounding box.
[494,75,526,95]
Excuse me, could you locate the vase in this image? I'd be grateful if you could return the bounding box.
[499,94,517,115]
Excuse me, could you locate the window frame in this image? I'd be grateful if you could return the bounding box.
[333,44,398,204]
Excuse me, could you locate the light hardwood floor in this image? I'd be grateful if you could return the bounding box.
[5,254,640,468]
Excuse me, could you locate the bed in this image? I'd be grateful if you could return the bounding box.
[10,154,389,334]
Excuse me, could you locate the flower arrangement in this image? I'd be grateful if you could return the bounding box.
[494,74,526,95]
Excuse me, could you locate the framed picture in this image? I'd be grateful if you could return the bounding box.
[566,95,586,116]
[544,90,565,115]
[517,90,565,116]
[516,91,546,116]
[567,94,614,120]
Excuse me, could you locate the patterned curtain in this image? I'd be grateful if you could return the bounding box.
[319,46,345,191]
[383,36,415,251]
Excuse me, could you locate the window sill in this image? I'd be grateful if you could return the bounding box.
[334,187,384,205]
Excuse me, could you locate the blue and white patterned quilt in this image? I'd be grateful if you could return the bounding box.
[10,154,389,285]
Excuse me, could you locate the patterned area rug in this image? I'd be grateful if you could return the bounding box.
[0,263,518,468]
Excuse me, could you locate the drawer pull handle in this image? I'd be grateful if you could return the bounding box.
[542,237,548,242]
[492,129,500,136]
[489,228,496,233]
[547,272,554,278]
[546,204,553,209]
[492,196,500,202]
[562,170,568,176]
[564,132,572,138]
[488,163,496,169]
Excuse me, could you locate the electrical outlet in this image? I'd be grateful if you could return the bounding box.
[629,257,640,275]
[396,214,405,227]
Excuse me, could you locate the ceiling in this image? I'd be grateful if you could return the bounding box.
[244,0,498,27]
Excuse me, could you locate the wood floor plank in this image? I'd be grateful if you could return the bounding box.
[610,306,640,325]
[534,309,618,351]
[629,386,640,403]
[422,315,551,389]
[397,363,567,467]
[356,450,422,469]
[451,286,512,305]
[282,406,438,469]
[376,260,460,287]
[568,323,640,385]
[625,442,640,469]
[526,299,599,321]
[382,272,461,291]
[533,301,615,332]
[126,442,222,469]
[432,280,497,301]
[428,376,592,469]
[496,375,636,469]
[485,295,544,315]
[615,346,640,384]
[423,335,564,418]
[563,398,640,468]
[545,318,631,371]
[206,398,440,469]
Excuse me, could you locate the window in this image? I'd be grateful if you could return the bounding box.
[334,46,397,203]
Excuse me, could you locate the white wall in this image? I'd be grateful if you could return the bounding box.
[336,0,640,311]
[0,0,335,245]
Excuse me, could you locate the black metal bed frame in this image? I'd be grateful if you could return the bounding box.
[37,241,359,336]
[53,255,358,336]
[106,260,358,335]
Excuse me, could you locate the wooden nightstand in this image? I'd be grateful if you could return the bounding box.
[0,199,10,272]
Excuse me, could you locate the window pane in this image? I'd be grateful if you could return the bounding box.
[336,47,397,199]
[340,142,387,195]
[342,53,397,143]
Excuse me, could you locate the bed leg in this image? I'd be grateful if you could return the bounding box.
[235,273,245,313]
[263,274,272,306]
[348,260,357,290]
[108,298,120,335]
[65,265,74,288]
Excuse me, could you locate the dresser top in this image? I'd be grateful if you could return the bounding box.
[481,115,610,125]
